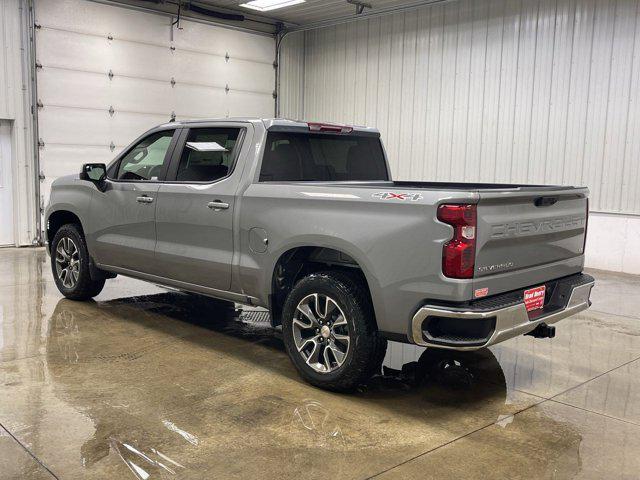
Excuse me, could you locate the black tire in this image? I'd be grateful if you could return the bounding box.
[51,224,105,300]
[282,270,387,392]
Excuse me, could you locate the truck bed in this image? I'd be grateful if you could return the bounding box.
[271,178,589,289]
[283,180,582,192]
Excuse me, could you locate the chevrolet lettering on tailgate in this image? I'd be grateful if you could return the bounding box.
[490,216,584,238]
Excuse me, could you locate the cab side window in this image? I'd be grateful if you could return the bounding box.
[115,131,175,181]
[175,128,241,182]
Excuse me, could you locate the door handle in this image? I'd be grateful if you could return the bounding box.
[136,195,154,204]
[207,200,229,210]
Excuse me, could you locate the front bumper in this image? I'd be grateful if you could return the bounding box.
[411,273,594,350]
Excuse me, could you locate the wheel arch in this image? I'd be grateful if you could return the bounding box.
[46,208,86,252]
[268,245,379,329]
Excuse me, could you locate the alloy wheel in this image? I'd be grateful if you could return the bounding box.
[55,237,80,289]
[292,293,350,373]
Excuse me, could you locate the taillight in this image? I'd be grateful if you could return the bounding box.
[583,199,589,253]
[437,204,477,279]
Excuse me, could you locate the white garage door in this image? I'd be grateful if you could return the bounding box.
[34,0,275,209]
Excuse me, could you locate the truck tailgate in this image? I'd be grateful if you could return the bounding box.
[474,187,588,280]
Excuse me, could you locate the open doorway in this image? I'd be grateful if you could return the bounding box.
[0,120,14,246]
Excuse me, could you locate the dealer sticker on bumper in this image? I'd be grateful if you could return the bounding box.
[524,285,546,312]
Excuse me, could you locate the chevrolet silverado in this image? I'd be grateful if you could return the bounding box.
[45,118,594,391]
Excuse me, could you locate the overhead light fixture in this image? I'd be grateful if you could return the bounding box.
[239,0,305,12]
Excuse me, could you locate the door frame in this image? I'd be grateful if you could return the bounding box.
[106,126,182,183]
[162,124,248,184]
[0,120,15,247]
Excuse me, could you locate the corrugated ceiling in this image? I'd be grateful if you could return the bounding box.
[107,0,450,32]
[196,0,447,27]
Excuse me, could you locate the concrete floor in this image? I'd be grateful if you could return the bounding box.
[0,248,639,479]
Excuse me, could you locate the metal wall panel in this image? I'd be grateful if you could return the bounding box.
[0,0,37,246]
[35,0,276,206]
[278,31,305,119]
[280,0,640,214]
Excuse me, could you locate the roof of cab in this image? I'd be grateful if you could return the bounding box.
[156,117,379,134]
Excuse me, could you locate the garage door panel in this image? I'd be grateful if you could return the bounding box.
[35,0,275,213]
[40,108,170,153]
[172,52,231,90]
[173,85,228,118]
[39,69,111,109]
[38,72,175,127]
[40,178,55,206]
[109,77,175,115]
[227,91,274,117]
[109,113,172,147]
[39,108,110,146]
[174,21,274,64]
[173,52,273,94]
[38,29,175,82]
[36,0,171,46]
[108,41,175,80]
[37,29,113,73]
[41,148,114,207]
[41,145,114,180]
[225,61,275,94]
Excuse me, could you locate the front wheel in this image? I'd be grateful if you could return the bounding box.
[282,271,386,391]
[51,224,105,300]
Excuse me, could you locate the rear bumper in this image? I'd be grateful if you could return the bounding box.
[411,273,594,350]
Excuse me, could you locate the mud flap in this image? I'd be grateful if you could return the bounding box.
[89,257,117,281]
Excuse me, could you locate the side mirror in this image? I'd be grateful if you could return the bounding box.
[80,163,107,190]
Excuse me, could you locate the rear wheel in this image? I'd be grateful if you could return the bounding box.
[51,224,105,300]
[282,271,386,391]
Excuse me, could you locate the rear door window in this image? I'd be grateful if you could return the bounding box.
[259,132,388,182]
[173,128,241,182]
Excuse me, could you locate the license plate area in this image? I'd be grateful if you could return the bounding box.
[524,285,546,312]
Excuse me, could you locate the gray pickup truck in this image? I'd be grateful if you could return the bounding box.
[45,118,594,391]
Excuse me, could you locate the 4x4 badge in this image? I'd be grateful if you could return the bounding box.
[372,192,423,201]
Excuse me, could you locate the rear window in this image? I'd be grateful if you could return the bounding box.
[259,132,389,182]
